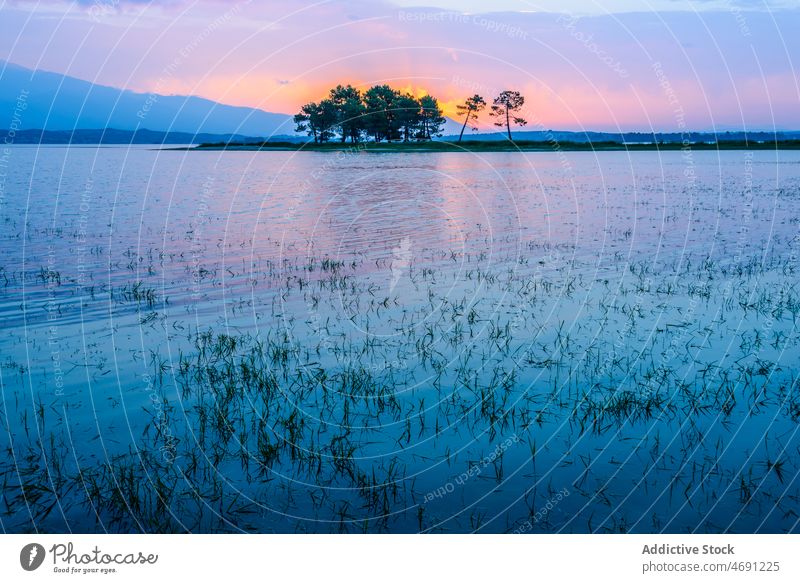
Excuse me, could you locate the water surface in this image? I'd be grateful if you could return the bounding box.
[1,146,799,533]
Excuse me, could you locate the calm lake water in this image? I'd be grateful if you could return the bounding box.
[1,145,799,533]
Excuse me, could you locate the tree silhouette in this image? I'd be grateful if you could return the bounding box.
[293,100,337,143]
[456,94,486,143]
[329,84,366,143]
[396,93,422,142]
[293,102,322,143]
[317,99,338,142]
[364,85,402,142]
[418,95,445,140]
[490,91,527,141]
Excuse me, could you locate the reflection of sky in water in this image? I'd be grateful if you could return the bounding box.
[1,147,799,533]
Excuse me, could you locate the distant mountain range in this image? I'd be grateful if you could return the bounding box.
[0,60,295,137]
[2,60,798,145]
[6,128,269,145]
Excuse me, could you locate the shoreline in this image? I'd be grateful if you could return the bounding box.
[176,140,800,152]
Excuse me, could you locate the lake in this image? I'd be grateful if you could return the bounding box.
[1,146,799,533]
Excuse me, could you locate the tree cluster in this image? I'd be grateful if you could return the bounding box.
[293,84,446,144]
[295,85,529,144]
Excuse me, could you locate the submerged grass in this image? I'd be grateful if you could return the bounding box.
[1,238,799,533]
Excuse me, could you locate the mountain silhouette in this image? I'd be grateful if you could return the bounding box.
[0,60,294,136]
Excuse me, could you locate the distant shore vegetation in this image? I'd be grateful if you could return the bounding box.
[294,85,528,144]
[192,139,800,152]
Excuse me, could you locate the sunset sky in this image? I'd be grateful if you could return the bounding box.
[1,0,798,131]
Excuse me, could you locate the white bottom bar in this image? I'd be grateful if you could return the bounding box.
[1,535,796,582]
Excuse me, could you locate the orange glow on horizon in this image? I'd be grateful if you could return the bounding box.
[137,75,621,131]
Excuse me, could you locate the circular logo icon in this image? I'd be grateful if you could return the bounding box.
[20,543,46,571]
